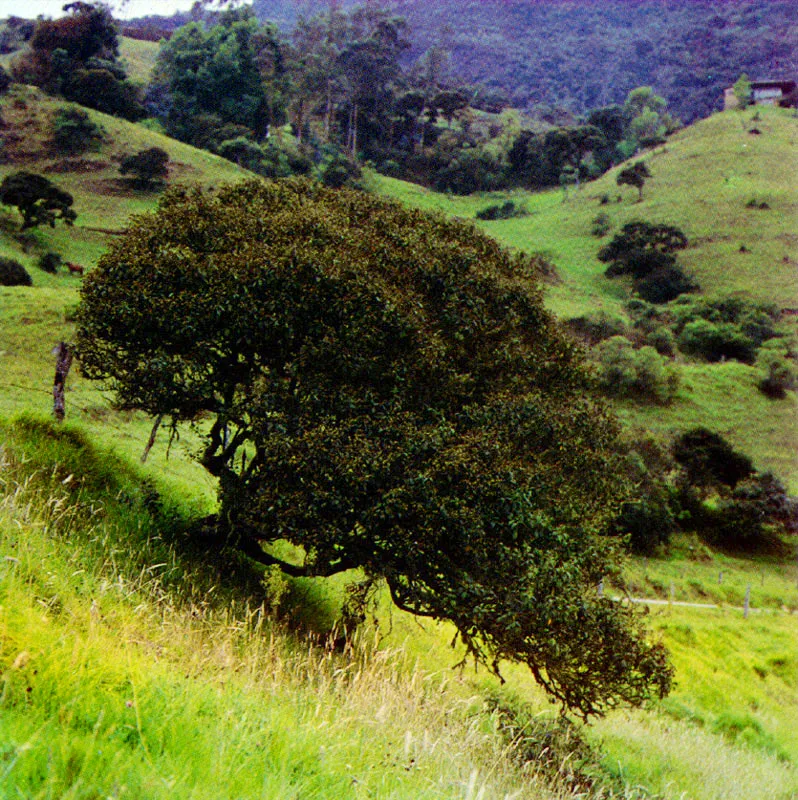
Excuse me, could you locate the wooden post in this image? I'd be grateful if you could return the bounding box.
[669,582,675,604]
[718,571,723,584]
[743,584,751,619]
[52,342,73,423]
[597,579,604,597]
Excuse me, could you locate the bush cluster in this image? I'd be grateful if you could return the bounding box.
[51,105,103,155]
[612,428,795,555]
[598,221,696,304]
[38,251,62,273]
[624,297,793,371]
[475,200,524,221]
[0,256,32,286]
[592,336,679,404]
[670,296,783,364]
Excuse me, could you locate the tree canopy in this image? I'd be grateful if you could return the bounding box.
[76,178,672,718]
[0,171,77,230]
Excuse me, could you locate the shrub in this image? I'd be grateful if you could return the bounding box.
[476,201,523,221]
[599,221,694,303]
[590,212,611,237]
[119,147,169,189]
[593,336,678,403]
[38,251,62,273]
[319,152,362,188]
[51,105,102,155]
[671,297,782,363]
[635,264,697,304]
[672,428,753,493]
[677,318,757,363]
[757,348,798,398]
[711,473,795,553]
[566,311,626,345]
[0,256,32,286]
[643,324,676,356]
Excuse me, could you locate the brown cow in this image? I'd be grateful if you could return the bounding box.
[66,262,85,276]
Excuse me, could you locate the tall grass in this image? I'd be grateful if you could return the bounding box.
[0,422,617,800]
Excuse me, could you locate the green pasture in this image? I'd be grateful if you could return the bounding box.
[0,87,797,799]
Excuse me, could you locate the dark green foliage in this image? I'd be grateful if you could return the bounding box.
[13,2,144,120]
[592,336,679,404]
[673,428,753,494]
[672,297,782,364]
[0,171,77,230]
[149,8,287,145]
[611,432,678,555]
[566,311,626,346]
[76,178,673,718]
[598,221,694,303]
[319,152,362,188]
[507,125,607,191]
[635,264,697,304]
[677,319,757,363]
[38,251,62,273]
[710,473,796,553]
[0,256,32,286]
[119,147,169,189]
[757,349,798,399]
[51,105,102,155]
[476,201,522,221]
[590,212,611,237]
[616,161,651,202]
[0,65,10,95]
[599,221,688,267]
[62,67,145,121]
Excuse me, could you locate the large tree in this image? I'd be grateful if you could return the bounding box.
[150,7,287,145]
[12,1,144,120]
[76,179,672,718]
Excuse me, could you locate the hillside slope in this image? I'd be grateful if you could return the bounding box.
[252,0,797,122]
[368,106,798,487]
[0,90,796,800]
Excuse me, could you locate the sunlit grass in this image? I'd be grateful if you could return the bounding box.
[0,430,590,800]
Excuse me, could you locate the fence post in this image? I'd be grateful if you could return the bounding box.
[743,584,751,619]
[52,342,73,423]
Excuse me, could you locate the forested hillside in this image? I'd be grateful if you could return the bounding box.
[252,0,797,122]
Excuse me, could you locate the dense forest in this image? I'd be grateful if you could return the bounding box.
[2,1,794,195]
[251,0,797,122]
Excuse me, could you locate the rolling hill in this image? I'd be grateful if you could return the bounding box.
[367,104,798,490]
[0,86,797,800]
[251,0,798,122]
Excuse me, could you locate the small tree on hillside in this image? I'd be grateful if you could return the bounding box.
[119,147,170,189]
[0,171,77,229]
[51,105,103,154]
[616,161,650,202]
[598,220,695,303]
[77,179,673,719]
[732,73,753,109]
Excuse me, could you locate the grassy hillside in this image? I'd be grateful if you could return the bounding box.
[118,36,161,87]
[367,105,798,489]
[1,89,797,799]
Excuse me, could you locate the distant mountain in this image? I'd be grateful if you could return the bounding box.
[252,0,797,122]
